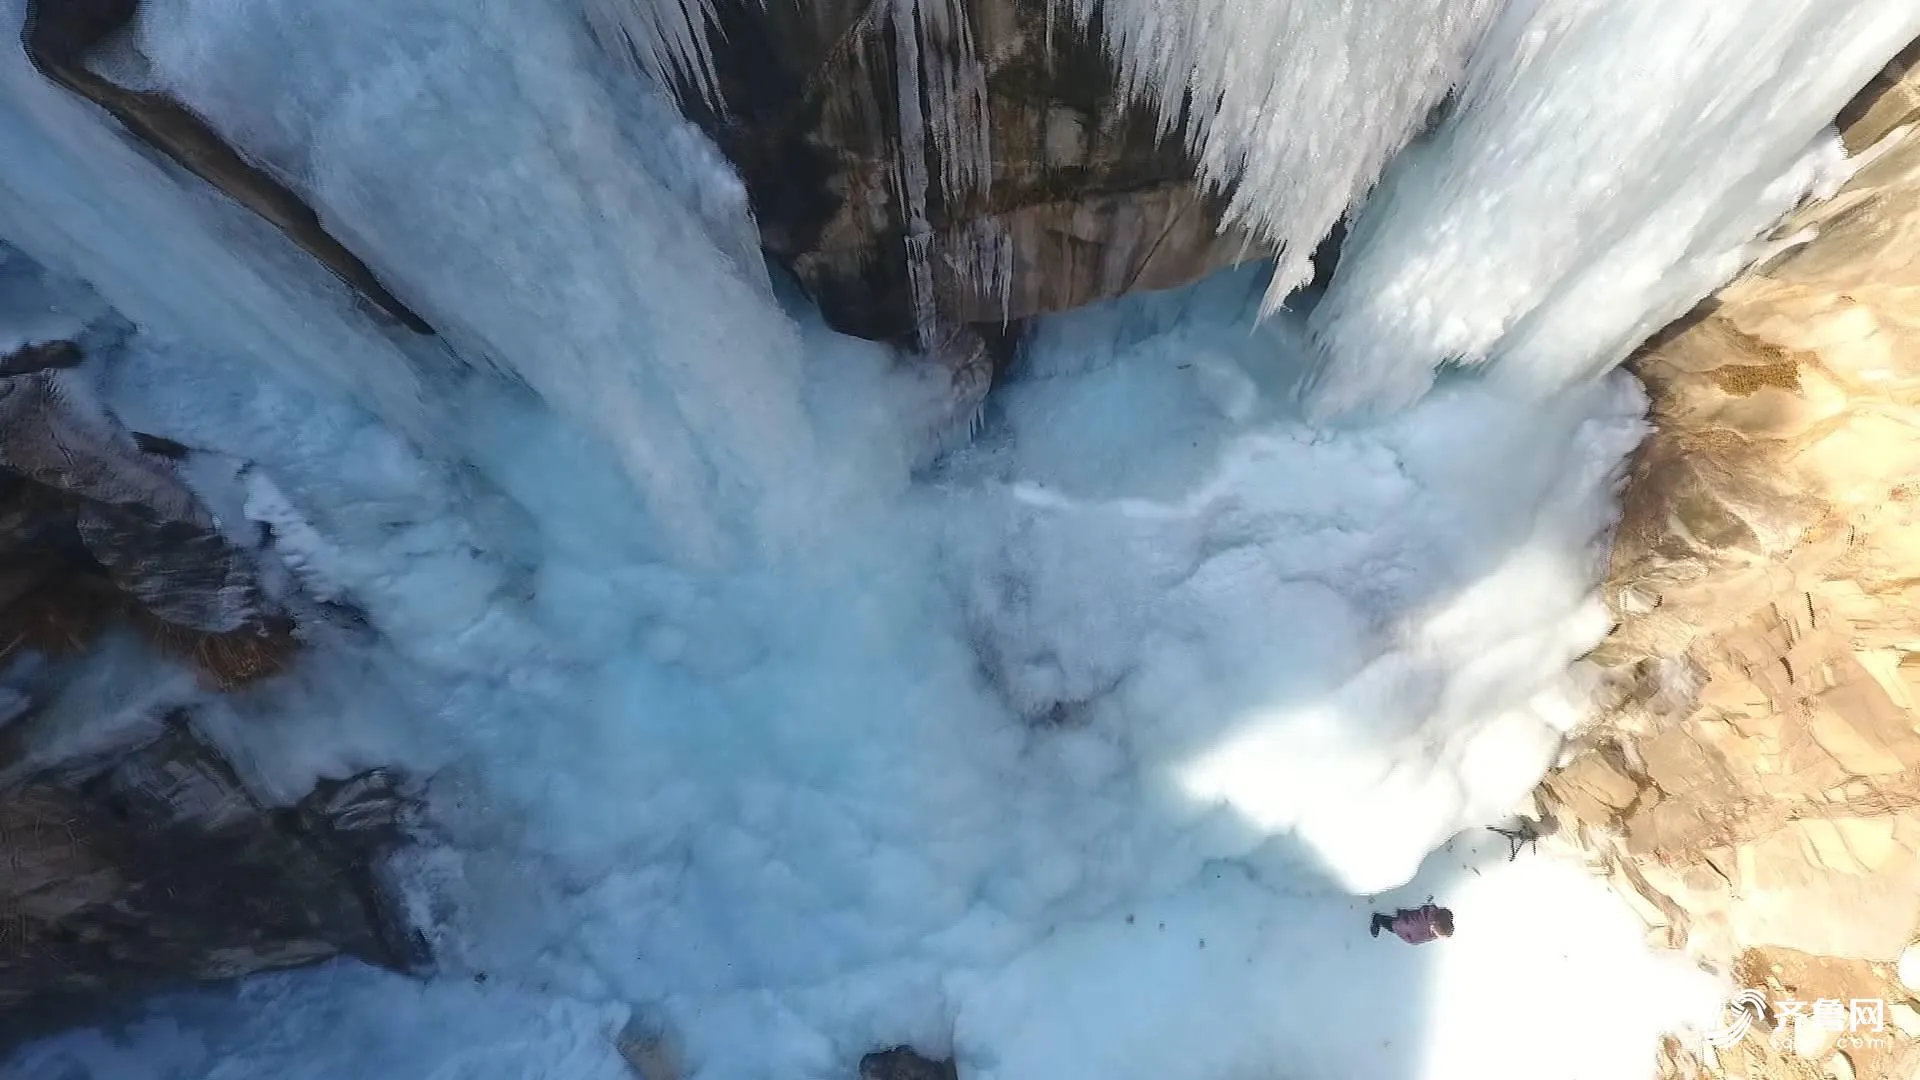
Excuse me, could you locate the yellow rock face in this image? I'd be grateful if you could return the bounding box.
[1549,44,1920,979]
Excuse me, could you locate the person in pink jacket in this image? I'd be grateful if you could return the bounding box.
[1370,902,1454,944]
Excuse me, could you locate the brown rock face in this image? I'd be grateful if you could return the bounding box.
[0,719,417,1014]
[684,0,1265,342]
[1545,32,1920,1005]
[1,310,404,1017]
[860,1047,959,1080]
[0,343,295,684]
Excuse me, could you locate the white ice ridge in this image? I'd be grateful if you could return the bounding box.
[1304,0,1920,416]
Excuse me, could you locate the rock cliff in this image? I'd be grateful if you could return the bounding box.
[0,259,417,1023]
[680,0,1268,342]
[1544,41,1920,1080]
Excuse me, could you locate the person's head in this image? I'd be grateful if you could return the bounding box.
[1434,908,1455,937]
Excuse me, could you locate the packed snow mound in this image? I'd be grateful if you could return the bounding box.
[8,832,1725,1080]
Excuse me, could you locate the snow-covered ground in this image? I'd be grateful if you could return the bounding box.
[8,832,1716,1080]
[6,249,1707,1079]
[2,0,1916,1077]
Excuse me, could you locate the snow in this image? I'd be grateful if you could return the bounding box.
[955,839,1722,1080]
[9,835,1726,1080]
[0,0,1897,1077]
[1,235,1698,1078]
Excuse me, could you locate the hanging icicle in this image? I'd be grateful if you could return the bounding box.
[580,0,729,104]
[585,0,999,348]
[945,214,1014,327]
[1051,0,1503,314]
[885,0,993,348]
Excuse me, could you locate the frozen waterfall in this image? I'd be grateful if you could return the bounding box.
[2,1,1915,1079]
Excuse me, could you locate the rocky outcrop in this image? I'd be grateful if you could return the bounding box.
[1546,38,1920,1077]
[685,0,1266,342]
[0,339,296,686]
[860,1047,959,1080]
[0,317,408,1019]
[0,719,416,1014]
[19,0,433,334]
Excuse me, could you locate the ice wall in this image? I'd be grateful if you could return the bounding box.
[0,5,431,434]
[574,0,1920,417]
[135,0,817,563]
[1306,0,1920,415]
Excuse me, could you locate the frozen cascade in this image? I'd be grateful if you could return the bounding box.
[133,0,819,563]
[0,2,1910,1080]
[568,1,1918,401]
[0,8,432,437]
[1306,0,1920,415]
[1050,0,1505,312]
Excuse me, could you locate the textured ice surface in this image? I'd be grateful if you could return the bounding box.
[1307,0,1920,414]
[2,0,1904,1076]
[137,0,817,563]
[0,246,1689,1078]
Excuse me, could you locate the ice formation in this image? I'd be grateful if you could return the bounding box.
[0,0,1913,1078]
[887,0,994,345]
[3,241,1705,1079]
[1050,0,1502,310]
[590,0,996,347]
[1306,0,1920,414]
[582,0,728,102]
[134,0,819,564]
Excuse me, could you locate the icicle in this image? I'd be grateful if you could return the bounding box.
[1052,0,1502,313]
[914,0,991,205]
[583,0,998,345]
[945,215,1014,327]
[580,0,730,105]
[885,0,994,348]
[891,0,939,349]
